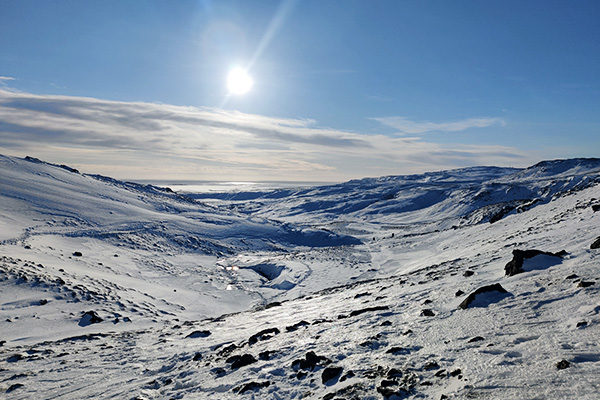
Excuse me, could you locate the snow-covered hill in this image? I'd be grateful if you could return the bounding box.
[1,154,600,399]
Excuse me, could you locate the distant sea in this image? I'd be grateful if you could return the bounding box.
[136,180,337,194]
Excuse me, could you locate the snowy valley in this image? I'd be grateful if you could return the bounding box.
[1,154,600,399]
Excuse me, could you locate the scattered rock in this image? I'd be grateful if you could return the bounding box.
[468,336,485,343]
[386,347,409,356]
[193,353,203,361]
[7,354,24,363]
[265,301,282,309]
[421,309,435,317]
[349,305,390,317]
[185,330,211,338]
[458,283,510,309]
[285,321,310,332]
[504,249,565,276]
[381,320,393,326]
[72,251,83,257]
[455,290,465,297]
[354,292,371,299]
[79,311,103,326]
[216,343,237,357]
[576,321,588,328]
[227,354,257,370]
[6,383,24,393]
[39,299,48,305]
[463,270,474,277]
[577,281,595,288]
[423,361,440,370]
[590,237,600,249]
[233,381,270,394]
[248,327,280,345]
[449,368,462,377]
[556,359,570,370]
[259,350,278,360]
[321,366,343,385]
[565,274,579,280]
[592,205,600,212]
[291,351,331,371]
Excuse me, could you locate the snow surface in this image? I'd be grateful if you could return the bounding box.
[1,154,600,399]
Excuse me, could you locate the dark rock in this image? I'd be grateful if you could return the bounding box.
[349,305,390,317]
[421,309,435,317]
[435,369,447,377]
[193,353,203,361]
[463,270,474,277]
[6,383,24,393]
[577,281,595,288]
[380,379,397,387]
[576,321,587,328]
[233,381,270,394]
[321,366,343,385]
[556,359,570,370]
[455,290,465,296]
[227,354,257,370]
[354,292,371,299]
[592,205,600,212]
[423,361,440,370]
[79,311,103,326]
[377,386,405,399]
[216,343,237,357]
[592,237,600,249]
[259,350,278,360]
[212,367,227,377]
[7,354,24,363]
[387,368,403,378]
[468,336,485,343]
[265,302,282,309]
[286,321,310,332]
[565,274,579,280]
[72,251,83,257]
[458,283,510,309]
[248,327,280,345]
[39,299,48,305]
[505,249,565,276]
[449,368,462,377]
[381,320,393,326]
[186,330,211,338]
[292,351,330,371]
[339,370,355,382]
[386,346,409,355]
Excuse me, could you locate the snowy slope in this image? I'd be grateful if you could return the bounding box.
[2,155,600,399]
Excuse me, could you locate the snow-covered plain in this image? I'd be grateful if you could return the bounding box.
[1,154,600,399]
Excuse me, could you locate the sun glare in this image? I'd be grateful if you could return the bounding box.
[227,68,253,95]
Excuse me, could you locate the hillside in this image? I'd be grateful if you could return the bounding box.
[1,154,600,399]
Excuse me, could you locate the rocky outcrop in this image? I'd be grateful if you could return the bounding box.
[504,249,566,276]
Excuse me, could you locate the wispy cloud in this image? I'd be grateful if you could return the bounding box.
[0,89,531,181]
[373,116,506,135]
[0,76,16,88]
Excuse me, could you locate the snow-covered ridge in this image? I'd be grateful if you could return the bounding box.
[186,158,600,228]
[2,154,600,399]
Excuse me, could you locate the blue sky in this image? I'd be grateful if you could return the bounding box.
[1,0,599,181]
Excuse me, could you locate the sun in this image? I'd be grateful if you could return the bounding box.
[227,68,253,95]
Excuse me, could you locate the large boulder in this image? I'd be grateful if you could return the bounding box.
[504,249,566,276]
[459,284,510,309]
